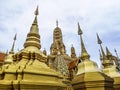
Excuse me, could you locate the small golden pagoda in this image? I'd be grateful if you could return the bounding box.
[72,23,113,90]
[4,34,16,66]
[48,20,72,76]
[97,34,120,90]
[47,20,73,90]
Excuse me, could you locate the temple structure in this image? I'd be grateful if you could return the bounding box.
[48,21,71,78]
[0,7,120,90]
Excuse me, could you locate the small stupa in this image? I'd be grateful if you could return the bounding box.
[72,22,113,90]
[97,34,120,90]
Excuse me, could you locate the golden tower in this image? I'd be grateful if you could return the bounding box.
[48,20,73,90]
[48,20,72,76]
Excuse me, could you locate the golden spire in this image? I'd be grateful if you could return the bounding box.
[35,6,39,15]
[24,6,41,49]
[33,6,39,24]
[97,33,111,68]
[96,33,106,58]
[56,20,58,27]
[78,22,83,35]
[78,22,90,60]
[106,47,112,56]
[10,34,17,54]
[96,33,102,44]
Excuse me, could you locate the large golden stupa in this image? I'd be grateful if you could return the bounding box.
[0,7,120,90]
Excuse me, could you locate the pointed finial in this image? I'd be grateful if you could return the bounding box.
[106,47,112,56]
[56,20,58,27]
[34,6,39,16]
[78,22,90,60]
[114,48,119,59]
[33,6,39,24]
[97,33,106,57]
[96,33,102,44]
[10,33,17,53]
[78,22,83,35]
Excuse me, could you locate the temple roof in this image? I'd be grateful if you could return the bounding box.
[0,52,7,65]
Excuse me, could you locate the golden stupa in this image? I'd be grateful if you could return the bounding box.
[97,34,120,90]
[0,7,66,90]
[0,6,120,90]
[72,23,113,90]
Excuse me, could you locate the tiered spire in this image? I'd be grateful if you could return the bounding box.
[31,6,39,33]
[53,21,63,42]
[24,6,41,49]
[78,22,90,60]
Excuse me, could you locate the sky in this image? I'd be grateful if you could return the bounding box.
[0,0,120,67]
